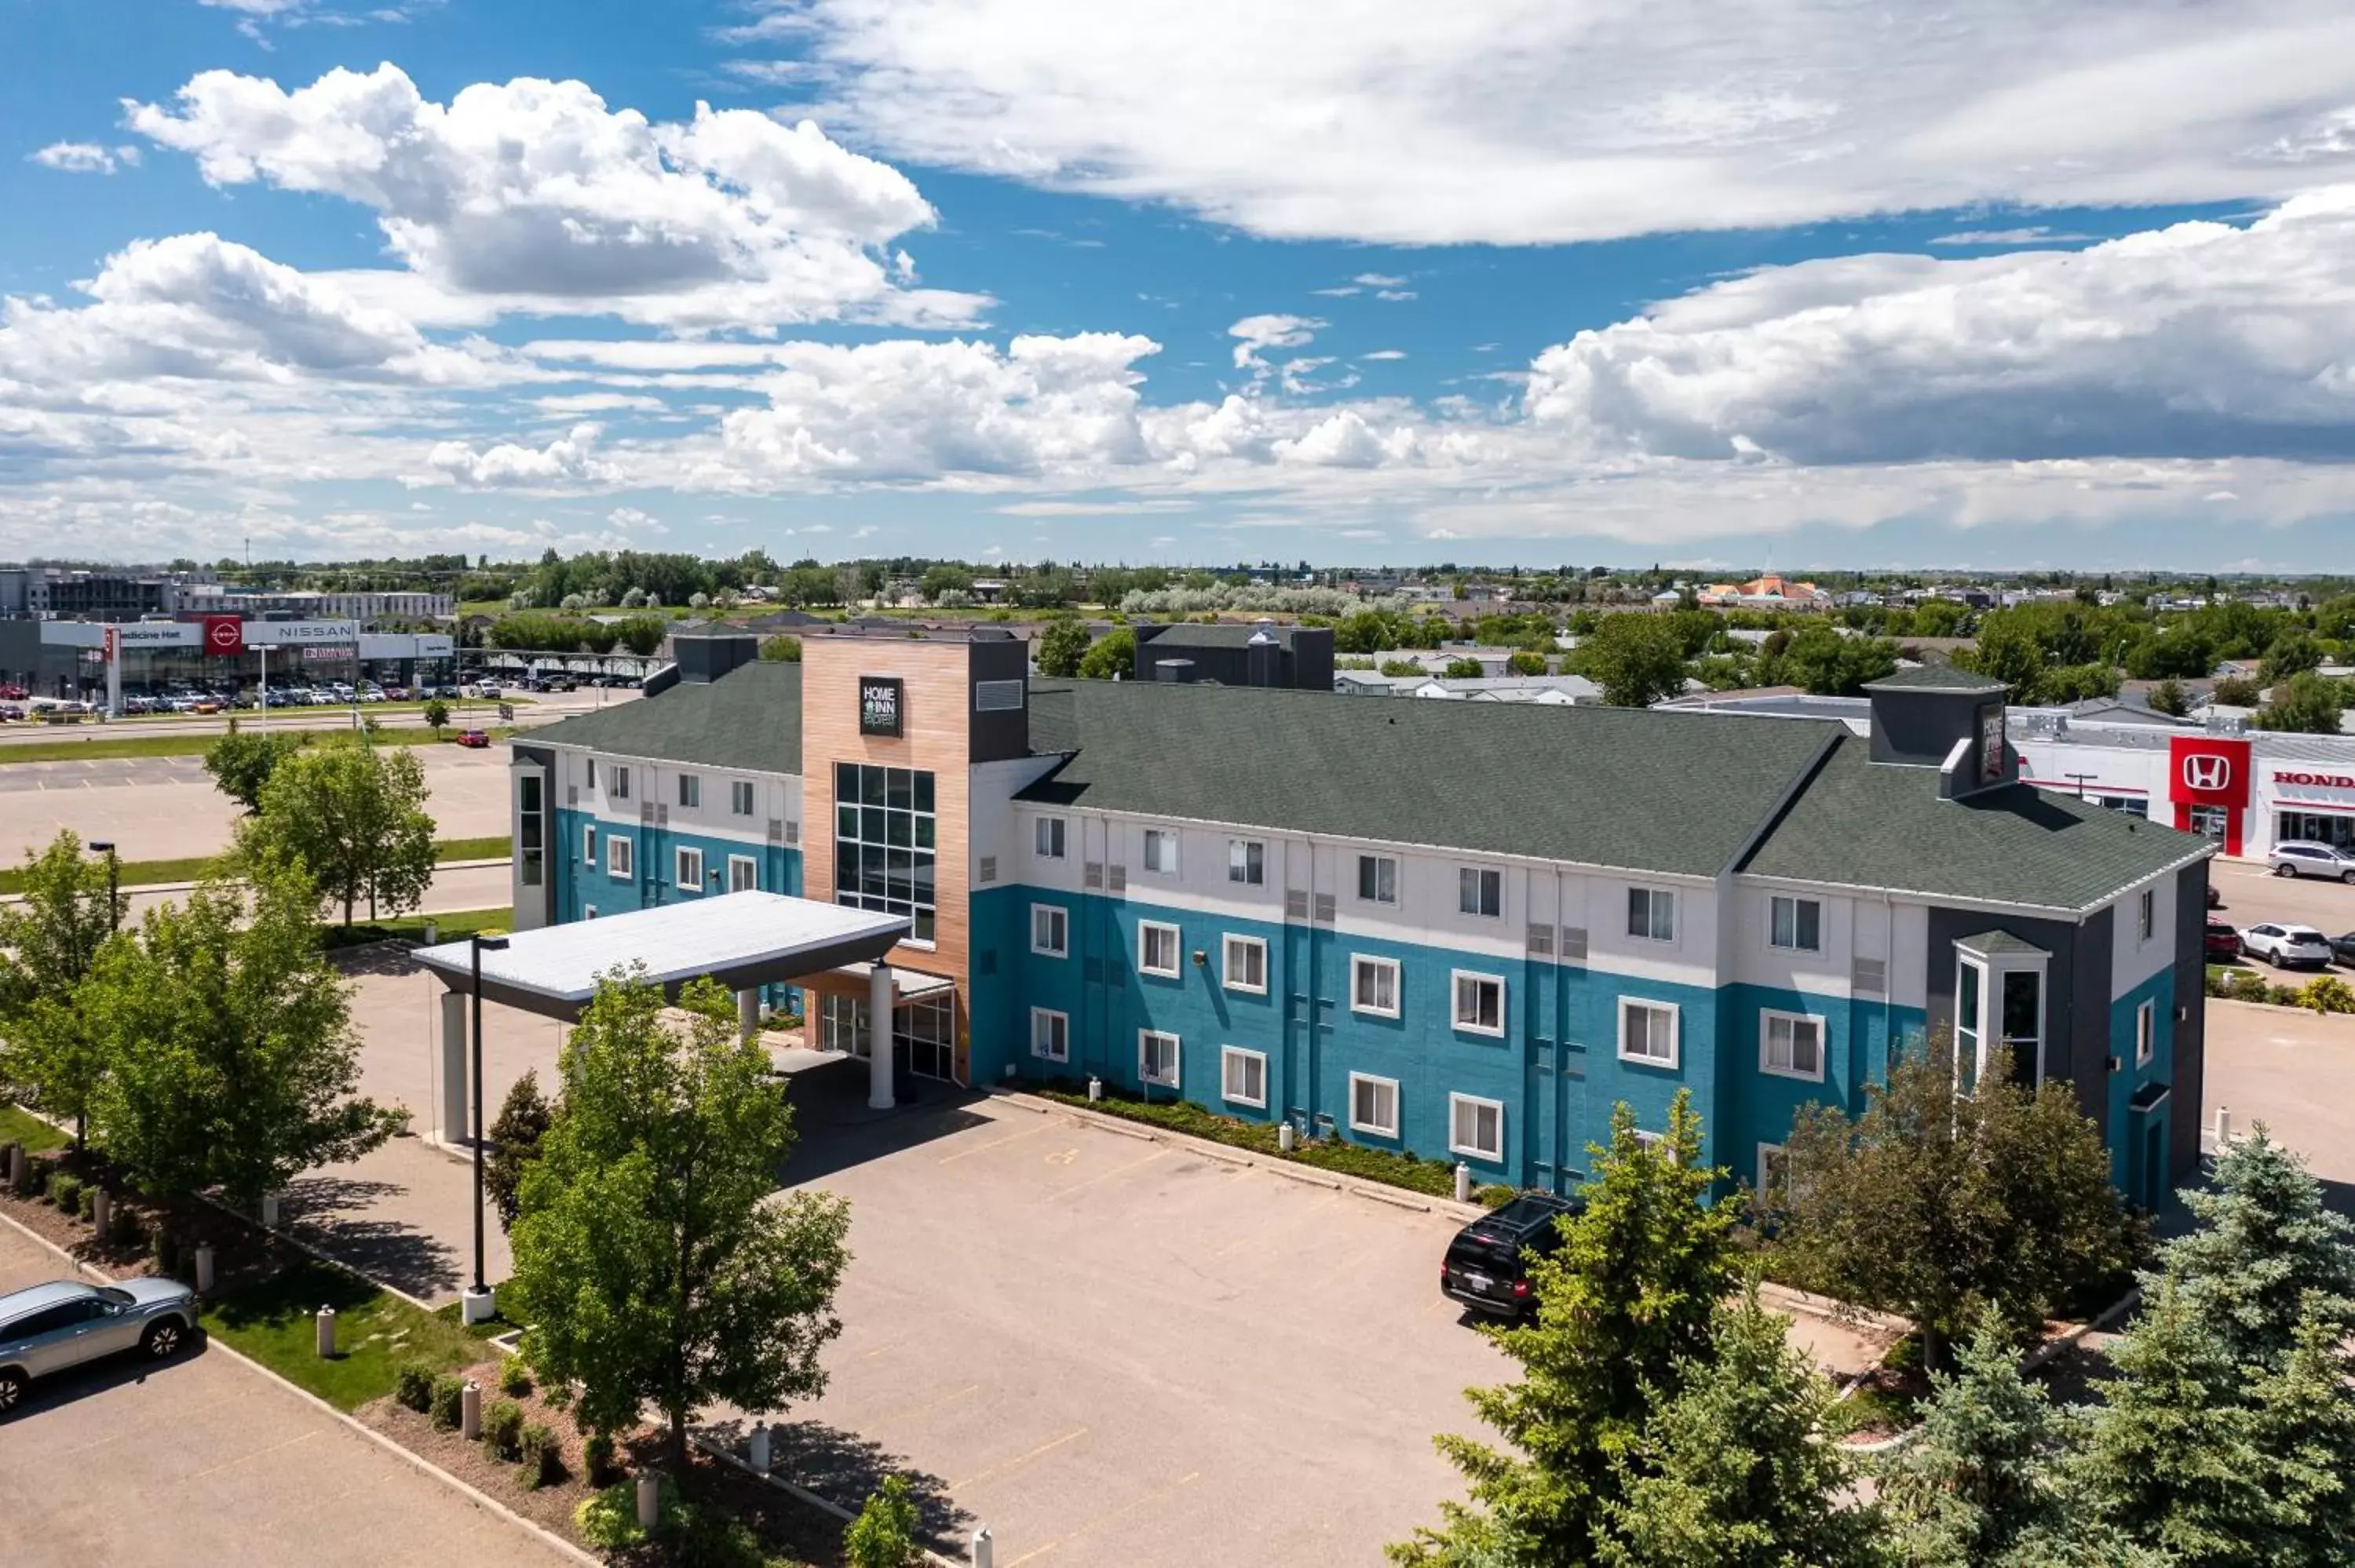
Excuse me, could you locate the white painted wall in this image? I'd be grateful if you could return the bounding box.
[2110,872,2179,997]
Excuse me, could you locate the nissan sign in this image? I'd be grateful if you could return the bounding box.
[202,615,243,655]
[2274,771,2355,789]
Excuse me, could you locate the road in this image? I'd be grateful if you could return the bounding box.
[0,687,632,747]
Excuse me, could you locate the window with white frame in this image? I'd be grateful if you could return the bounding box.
[2138,888,2156,943]
[678,773,700,809]
[1143,828,1179,874]
[1034,816,1066,859]
[1619,997,1678,1066]
[1357,853,1398,904]
[611,764,630,801]
[1031,1008,1068,1063]
[1449,1094,1504,1161]
[1769,895,1822,953]
[1761,1010,1825,1081]
[2136,998,2155,1067]
[1139,1029,1181,1087]
[1221,1046,1267,1108]
[1632,1129,1666,1152]
[676,845,705,893]
[1031,903,1069,957]
[1222,934,1268,994]
[1228,839,1265,885]
[583,905,598,920]
[1351,954,1400,1016]
[1459,866,1502,918]
[608,836,633,880]
[732,780,755,817]
[586,758,597,790]
[1349,1073,1400,1137]
[1451,971,1505,1035]
[582,824,597,865]
[728,855,758,893]
[1627,887,1676,942]
[1138,920,1181,977]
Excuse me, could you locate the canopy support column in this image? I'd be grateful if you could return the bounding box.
[738,986,761,1044]
[868,963,896,1110]
[438,987,468,1146]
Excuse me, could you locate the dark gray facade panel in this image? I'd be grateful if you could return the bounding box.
[1923,906,2107,1132]
[2170,862,2210,1179]
[968,638,1032,763]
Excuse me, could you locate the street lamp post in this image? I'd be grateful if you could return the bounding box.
[254,644,279,723]
[87,841,120,934]
[465,932,509,1324]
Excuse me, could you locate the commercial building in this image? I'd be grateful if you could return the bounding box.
[0,617,455,702]
[1130,621,1334,689]
[512,644,2211,1209]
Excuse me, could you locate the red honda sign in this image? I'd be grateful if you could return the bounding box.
[202,615,243,656]
[2167,734,2250,854]
[2273,771,2355,790]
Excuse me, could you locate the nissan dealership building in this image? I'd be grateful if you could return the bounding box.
[0,615,458,702]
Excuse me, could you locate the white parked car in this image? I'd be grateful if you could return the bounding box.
[2267,841,2355,882]
[2240,922,2335,970]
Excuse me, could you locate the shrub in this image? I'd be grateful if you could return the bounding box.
[429,1373,466,1431]
[49,1173,82,1213]
[484,1397,525,1459]
[2300,975,2355,1014]
[151,1228,177,1275]
[2268,984,2304,1008]
[395,1360,436,1413]
[1477,1184,1517,1209]
[19,1162,45,1198]
[677,1504,771,1568]
[498,1355,533,1397]
[576,1476,677,1550]
[845,1474,921,1568]
[77,1184,98,1222]
[581,1431,621,1487]
[517,1421,563,1489]
[2228,969,2274,1005]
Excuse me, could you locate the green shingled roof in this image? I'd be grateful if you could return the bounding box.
[1865,665,2006,693]
[1015,680,1841,877]
[1739,735,2211,910]
[523,662,801,775]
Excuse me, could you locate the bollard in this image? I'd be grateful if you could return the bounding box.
[261,1192,281,1227]
[1,1141,16,1187]
[1454,1161,1472,1204]
[423,920,439,946]
[316,1305,336,1359]
[1277,1121,1295,1152]
[748,1425,771,1475]
[461,1380,482,1441]
[972,1525,995,1568]
[90,1187,111,1240]
[5,1143,24,1192]
[635,1472,662,1531]
[195,1244,216,1295]
[462,1284,498,1326]
[2215,1105,2232,1149]
[1087,1076,1102,1103]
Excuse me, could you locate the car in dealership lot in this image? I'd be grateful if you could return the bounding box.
[2331,932,2355,967]
[455,728,491,748]
[1441,1191,1582,1320]
[2268,841,2355,881]
[2206,918,2244,961]
[2240,922,2336,969]
[0,1276,197,1415]
[0,682,24,700]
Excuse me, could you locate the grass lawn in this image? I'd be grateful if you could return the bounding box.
[0,724,516,768]
[319,906,511,950]
[104,698,522,726]
[0,837,512,895]
[0,1103,68,1154]
[433,835,513,862]
[200,1256,488,1411]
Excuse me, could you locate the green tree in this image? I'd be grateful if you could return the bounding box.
[1443,656,1486,679]
[0,830,126,1147]
[239,740,436,925]
[1034,618,1092,678]
[2212,673,2262,707]
[1771,1040,2129,1370]
[2255,671,2347,735]
[1780,625,1900,696]
[1601,1285,1881,1568]
[1959,618,2050,704]
[1393,1094,1736,1564]
[757,634,803,662]
[2154,1125,2355,1372]
[202,721,309,812]
[918,563,973,603]
[2260,629,2324,684]
[614,616,668,657]
[86,856,395,1207]
[506,972,851,1475]
[1580,614,1689,708]
[1505,651,1550,677]
[484,1068,553,1232]
[1076,625,1135,680]
[844,1474,921,1568]
[421,697,451,735]
[2147,677,2191,717]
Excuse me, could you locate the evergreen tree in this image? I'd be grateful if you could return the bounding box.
[2156,1125,2355,1369]
[1393,1093,1736,1564]
[484,1068,553,1232]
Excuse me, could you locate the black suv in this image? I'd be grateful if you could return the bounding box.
[1441,1192,1581,1318]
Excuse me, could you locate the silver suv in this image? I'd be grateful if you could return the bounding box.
[0,1278,196,1415]
[2268,841,2355,882]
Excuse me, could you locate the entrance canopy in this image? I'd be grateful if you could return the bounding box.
[413,892,909,1020]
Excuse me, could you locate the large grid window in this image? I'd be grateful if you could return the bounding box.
[518,775,544,888]
[834,762,937,945]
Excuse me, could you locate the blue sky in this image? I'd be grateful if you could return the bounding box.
[8,0,2355,569]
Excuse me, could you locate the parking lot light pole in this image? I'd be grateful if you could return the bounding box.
[466,932,510,1323]
[253,644,279,720]
[87,841,119,934]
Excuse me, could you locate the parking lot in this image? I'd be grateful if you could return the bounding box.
[2209,856,2355,947]
[0,1225,566,1568]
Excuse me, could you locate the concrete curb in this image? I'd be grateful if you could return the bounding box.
[0,1205,597,1568]
[0,858,509,906]
[988,1088,1488,1223]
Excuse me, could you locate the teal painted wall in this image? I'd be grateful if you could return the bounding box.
[2108,967,2176,1206]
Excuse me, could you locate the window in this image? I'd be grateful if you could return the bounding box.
[1451,972,1505,1036]
[1228,839,1265,885]
[582,905,598,920]
[2138,888,2156,943]
[1031,1008,1069,1063]
[611,764,630,801]
[728,855,758,893]
[678,773,700,809]
[1139,1029,1181,1088]
[1143,828,1179,875]
[676,845,705,893]
[2136,999,2156,1067]
[586,758,597,789]
[1031,903,1069,957]
[1761,1010,1825,1081]
[1459,866,1502,918]
[608,835,633,880]
[1349,1074,1400,1137]
[732,780,755,817]
[1221,1047,1267,1108]
[1138,920,1181,977]
[1619,998,1678,1067]
[1035,816,1066,859]
[1769,895,1822,953]
[833,763,937,945]
[518,774,543,888]
[1449,1094,1504,1161]
[1628,887,1676,942]
[1956,957,1985,1092]
[1357,854,1398,904]
[1222,934,1268,994]
[582,824,597,865]
[1350,954,1400,1017]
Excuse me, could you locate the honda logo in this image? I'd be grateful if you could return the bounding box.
[2183,754,2231,792]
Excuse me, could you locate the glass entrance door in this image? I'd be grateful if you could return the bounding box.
[901,994,955,1081]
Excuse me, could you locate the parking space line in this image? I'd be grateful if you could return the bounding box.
[866,1380,981,1427]
[949,1424,1090,1491]
[1043,1147,1169,1200]
[935,1122,1054,1164]
[184,1428,320,1480]
[1000,1469,1200,1566]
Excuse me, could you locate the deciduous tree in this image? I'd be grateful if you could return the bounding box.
[239,739,436,925]
[1076,625,1134,680]
[0,830,127,1147]
[1034,618,1091,678]
[2255,671,2349,735]
[202,722,309,812]
[1579,613,1689,708]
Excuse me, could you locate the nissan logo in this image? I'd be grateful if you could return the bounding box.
[2182,754,2231,792]
[206,620,241,652]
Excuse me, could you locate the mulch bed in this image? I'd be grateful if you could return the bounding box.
[0,1142,299,1289]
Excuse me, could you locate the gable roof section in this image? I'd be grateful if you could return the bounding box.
[524,661,801,775]
[1014,680,1842,877]
[1136,622,1310,650]
[1866,665,2006,694]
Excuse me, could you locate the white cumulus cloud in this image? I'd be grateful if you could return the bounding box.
[429,424,622,488]
[1229,313,1323,370]
[29,142,137,174]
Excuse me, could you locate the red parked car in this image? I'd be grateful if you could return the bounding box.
[2205,918,2243,961]
[455,728,491,748]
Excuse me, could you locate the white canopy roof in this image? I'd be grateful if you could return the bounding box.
[414,892,909,1017]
